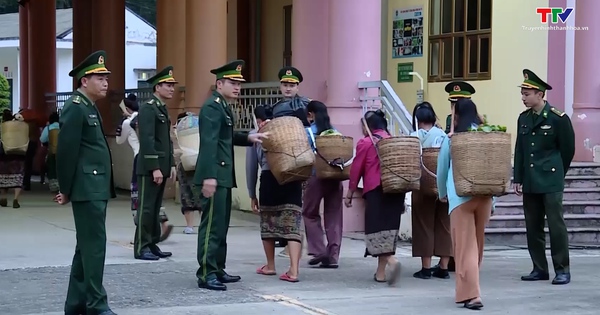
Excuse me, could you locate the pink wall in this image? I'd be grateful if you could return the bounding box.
[546,0,566,111]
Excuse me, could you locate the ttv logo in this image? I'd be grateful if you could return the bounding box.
[536,7,574,24]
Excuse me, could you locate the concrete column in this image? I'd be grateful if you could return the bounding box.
[19,3,29,110]
[27,0,56,124]
[157,0,187,120]
[185,0,227,113]
[326,0,382,232]
[572,2,600,161]
[291,0,329,101]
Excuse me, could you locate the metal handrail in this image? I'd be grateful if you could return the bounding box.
[358,80,413,136]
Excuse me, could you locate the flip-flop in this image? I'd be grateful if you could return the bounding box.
[373,274,386,283]
[256,265,276,276]
[387,262,401,286]
[279,272,299,283]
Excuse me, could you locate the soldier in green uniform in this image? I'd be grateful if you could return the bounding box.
[134,66,178,261]
[193,60,268,291]
[514,69,575,285]
[444,81,476,134]
[55,50,117,315]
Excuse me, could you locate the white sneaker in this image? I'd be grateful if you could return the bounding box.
[278,249,289,258]
[183,227,194,234]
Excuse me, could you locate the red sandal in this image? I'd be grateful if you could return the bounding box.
[256,265,276,276]
[279,272,299,283]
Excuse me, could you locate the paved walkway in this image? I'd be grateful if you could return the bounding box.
[1,193,600,314]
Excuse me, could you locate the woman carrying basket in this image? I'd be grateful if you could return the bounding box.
[247,106,304,282]
[303,101,344,268]
[436,99,492,310]
[345,110,404,285]
[409,103,453,280]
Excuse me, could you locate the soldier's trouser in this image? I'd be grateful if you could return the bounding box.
[196,187,232,282]
[64,200,110,315]
[134,176,166,256]
[523,192,570,273]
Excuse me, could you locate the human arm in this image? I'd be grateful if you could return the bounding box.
[39,126,50,144]
[246,144,259,199]
[348,139,368,193]
[234,131,252,146]
[513,116,524,184]
[557,115,575,176]
[115,118,132,145]
[56,104,83,198]
[436,137,451,199]
[196,103,221,180]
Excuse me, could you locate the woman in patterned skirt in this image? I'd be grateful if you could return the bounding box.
[0,109,25,208]
[172,112,202,234]
[345,110,405,285]
[247,106,304,282]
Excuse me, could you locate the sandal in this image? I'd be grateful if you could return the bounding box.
[464,299,483,310]
[279,272,299,283]
[373,274,386,283]
[256,265,276,276]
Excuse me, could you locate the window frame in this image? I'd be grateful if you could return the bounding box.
[428,0,492,82]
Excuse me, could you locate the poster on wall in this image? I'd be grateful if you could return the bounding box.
[392,6,424,59]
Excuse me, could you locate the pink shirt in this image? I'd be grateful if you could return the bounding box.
[348,129,390,194]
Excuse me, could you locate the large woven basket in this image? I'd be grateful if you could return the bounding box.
[314,135,354,180]
[378,136,421,193]
[48,129,59,154]
[177,128,199,171]
[1,121,29,155]
[451,132,512,196]
[260,116,314,185]
[420,147,439,196]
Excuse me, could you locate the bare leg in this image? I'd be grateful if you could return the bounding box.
[14,188,21,200]
[375,255,388,281]
[287,241,302,278]
[261,239,276,273]
[439,256,450,269]
[421,256,432,269]
[184,211,194,228]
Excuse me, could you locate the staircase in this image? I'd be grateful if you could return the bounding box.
[487,162,600,245]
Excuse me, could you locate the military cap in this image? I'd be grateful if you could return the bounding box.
[210,60,245,82]
[518,69,552,92]
[147,66,178,86]
[445,81,475,102]
[69,50,111,80]
[278,66,303,84]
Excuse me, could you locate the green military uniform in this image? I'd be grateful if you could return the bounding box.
[514,69,575,283]
[57,50,116,315]
[443,81,476,133]
[193,60,252,290]
[134,66,177,260]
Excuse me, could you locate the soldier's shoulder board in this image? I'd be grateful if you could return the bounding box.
[214,97,221,103]
[72,95,81,104]
[550,107,565,117]
[147,99,155,105]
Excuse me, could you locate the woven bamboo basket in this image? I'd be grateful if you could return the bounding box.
[451,132,512,196]
[378,136,421,193]
[0,121,29,155]
[314,135,354,180]
[260,116,314,185]
[420,147,439,196]
[176,127,200,171]
[48,129,59,154]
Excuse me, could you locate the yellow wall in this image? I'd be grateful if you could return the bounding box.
[260,0,292,81]
[386,0,549,155]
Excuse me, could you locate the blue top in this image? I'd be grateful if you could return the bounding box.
[436,136,496,214]
[40,122,60,144]
[410,126,446,148]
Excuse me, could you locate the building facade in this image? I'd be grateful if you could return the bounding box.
[17,0,600,233]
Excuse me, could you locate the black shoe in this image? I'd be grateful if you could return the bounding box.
[552,272,571,285]
[413,268,432,279]
[432,268,450,279]
[64,307,86,315]
[218,272,241,283]
[464,300,483,310]
[0,198,7,207]
[134,248,160,261]
[521,270,550,281]
[98,310,118,315]
[432,261,455,273]
[308,255,329,266]
[198,277,227,291]
[150,245,172,258]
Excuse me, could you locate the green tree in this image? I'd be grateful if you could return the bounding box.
[0,74,10,113]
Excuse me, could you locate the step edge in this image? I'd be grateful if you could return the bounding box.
[496,200,600,207]
[485,227,600,233]
[490,214,600,220]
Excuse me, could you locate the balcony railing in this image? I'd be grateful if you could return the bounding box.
[45,82,282,131]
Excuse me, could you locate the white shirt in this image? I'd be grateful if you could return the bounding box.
[116,112,140,157]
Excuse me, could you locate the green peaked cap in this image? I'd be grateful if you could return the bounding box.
[518,69,552,92]
[210,60,246,82]
[147,66,178,86]
[444,81,476,102]
[278,66,303,84]
[69,50,111,80]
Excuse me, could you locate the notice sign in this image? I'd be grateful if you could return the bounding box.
[392,6,424,58]
[397,62,414,83]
